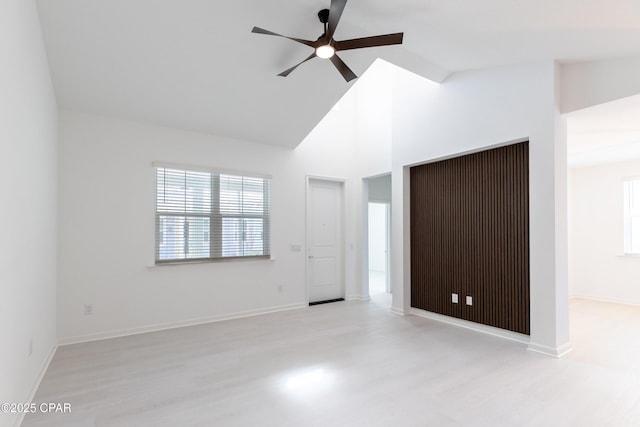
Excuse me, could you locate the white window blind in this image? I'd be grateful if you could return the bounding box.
[155,167,271,263]
[623,178,640,254]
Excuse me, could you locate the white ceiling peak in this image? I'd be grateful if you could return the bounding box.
[36,0,640,147]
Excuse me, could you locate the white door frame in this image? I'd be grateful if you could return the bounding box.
[305,175,346,303]
[385,202,391,293]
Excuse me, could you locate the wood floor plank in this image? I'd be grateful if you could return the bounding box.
[22,299,640,426]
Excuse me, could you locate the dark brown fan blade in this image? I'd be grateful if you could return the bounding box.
[327,0,347,41]
[278,53,317,77]
[335,33,404,51]
[252,26,317,48]
[329,54,357,82]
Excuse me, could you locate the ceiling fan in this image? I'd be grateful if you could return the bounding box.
[251,0,404,82]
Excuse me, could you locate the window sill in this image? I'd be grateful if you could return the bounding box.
[616,254,640,258]
[147,256,276,269]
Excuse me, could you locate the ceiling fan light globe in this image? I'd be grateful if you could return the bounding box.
[316,45,335,59]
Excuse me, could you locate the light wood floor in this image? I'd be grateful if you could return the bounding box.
[23,298,640,426]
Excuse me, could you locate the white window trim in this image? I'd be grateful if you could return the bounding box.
[153,162,272,265]
[152,161,271,180]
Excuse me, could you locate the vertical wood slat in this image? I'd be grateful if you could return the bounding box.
[410,141,530,335]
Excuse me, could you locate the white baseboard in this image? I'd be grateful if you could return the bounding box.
[571,294,640,307]
[390,306,406,316]
[527,342,573,358]
[409,307,530,345]
[14,343,58,427]
[58,303,307,346]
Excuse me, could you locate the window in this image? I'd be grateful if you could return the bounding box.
[623,178,640,254]
[155,166,271,263]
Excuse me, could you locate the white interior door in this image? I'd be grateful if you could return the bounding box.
[307,179,343,303]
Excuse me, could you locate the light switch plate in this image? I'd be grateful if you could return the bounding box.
[466,296,473,306]
[452,293,459,304]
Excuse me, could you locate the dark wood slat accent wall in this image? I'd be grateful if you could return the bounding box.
[410,141,530,335]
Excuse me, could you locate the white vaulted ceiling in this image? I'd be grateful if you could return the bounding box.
[36,0,640,147]
[568,93,640,167]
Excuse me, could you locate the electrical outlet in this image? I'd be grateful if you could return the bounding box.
[466,296,473,306]
[277,285,283,293]
[84,304,93,315]
[451,293,459,304]
[290,244,302,252]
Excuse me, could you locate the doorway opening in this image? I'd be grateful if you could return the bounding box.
[365,174,392,308]
[368,202,390,294]
[565,91,640,366]
[567,93,640,306]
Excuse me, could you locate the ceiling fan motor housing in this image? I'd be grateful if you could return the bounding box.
[318,9,330,24]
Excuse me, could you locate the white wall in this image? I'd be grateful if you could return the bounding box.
[368,174,392,203]
[389,61,570,356]
[355,59,394,178]
[0,1,58,426]
[570,160,640,305]
[562,57,640,114]
[57,87,366,342]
